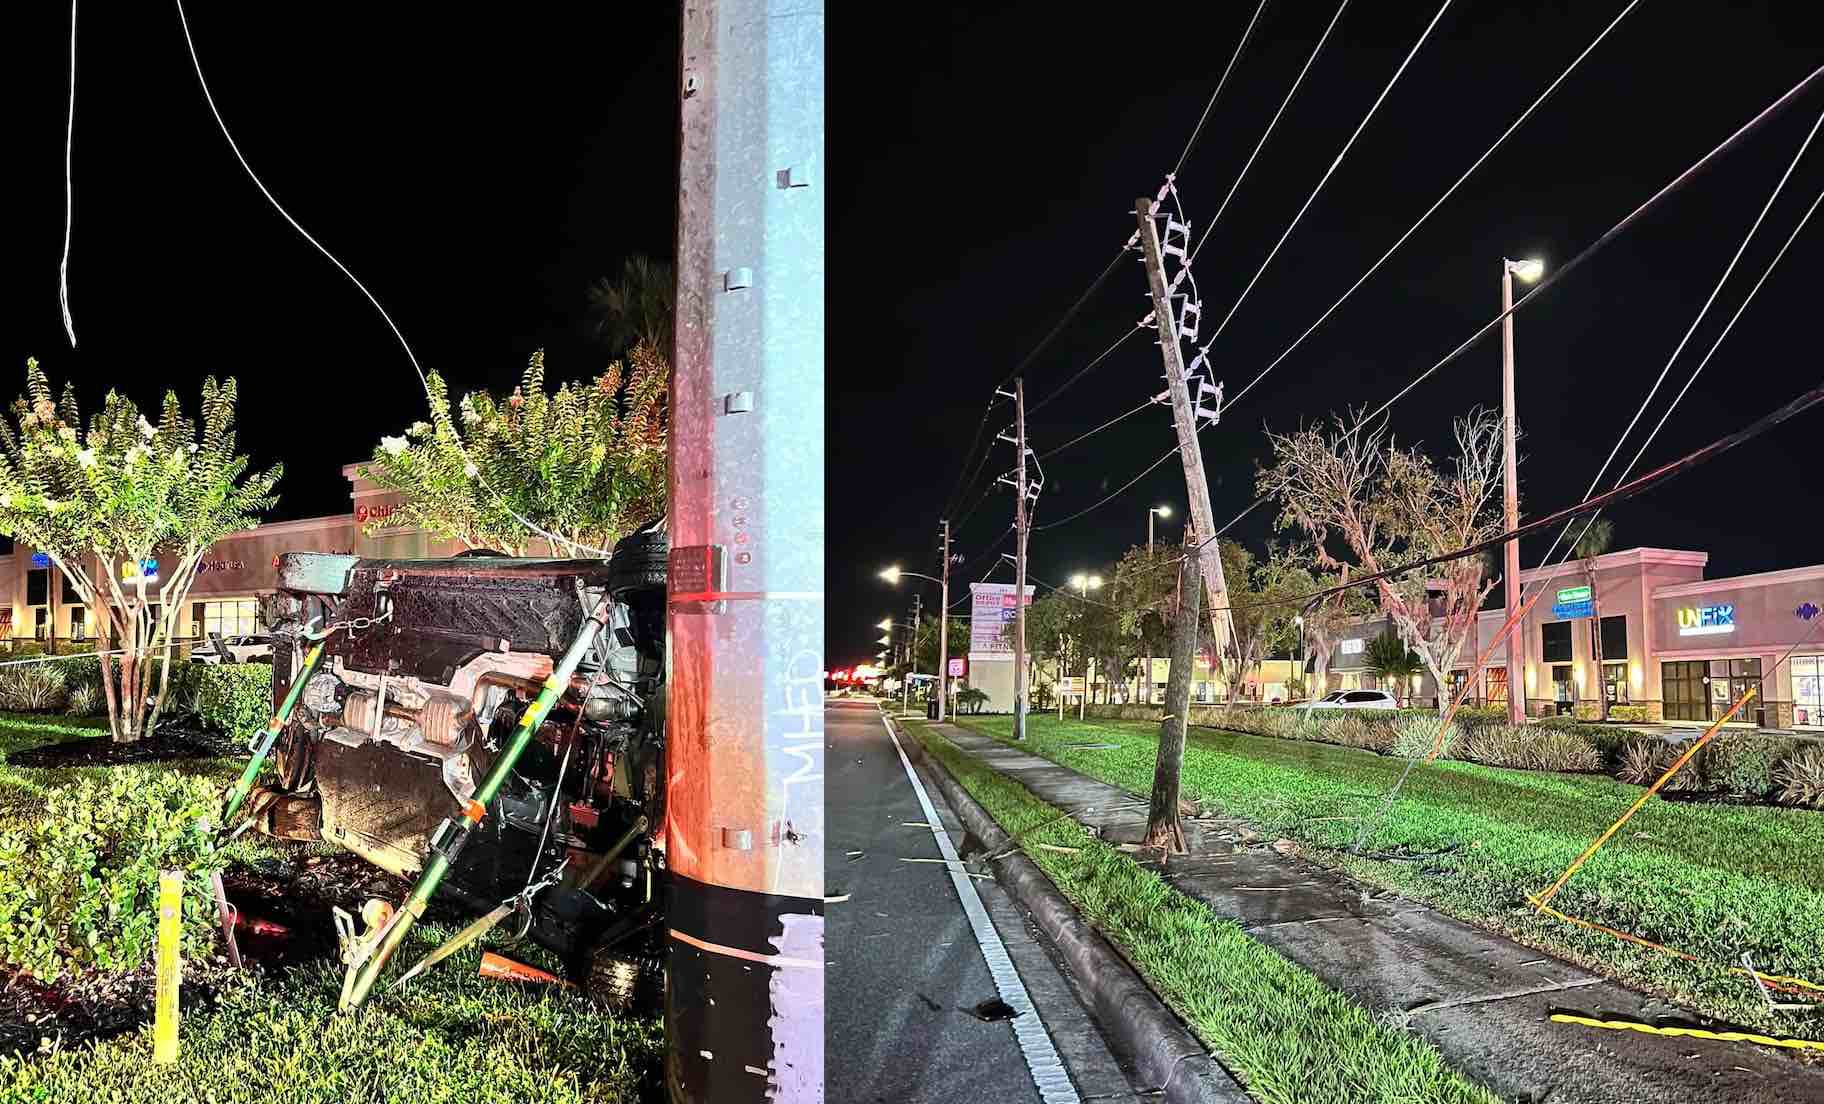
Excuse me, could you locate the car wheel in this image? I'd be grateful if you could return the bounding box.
[608,529,668,596]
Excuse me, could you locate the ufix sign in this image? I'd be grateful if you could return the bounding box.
[1677,604,1735,636]
[355,502,400,524]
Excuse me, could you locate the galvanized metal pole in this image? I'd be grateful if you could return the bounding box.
[1134,199,1234,659]
[1501,263,1525,724]
[1012,378,1030,740]
[668,0,824,1099]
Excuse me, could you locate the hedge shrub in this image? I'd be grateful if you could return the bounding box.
[1774,745,1824,807]
[1701,734,1786,799]
[0,665,67,712]
[0,770,226,981]
[194,663,273,736]
[1463,724,1603,773]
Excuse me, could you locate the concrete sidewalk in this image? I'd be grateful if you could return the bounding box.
[930,723,1824,1104]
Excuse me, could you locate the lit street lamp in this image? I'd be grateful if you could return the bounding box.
[1502,256,1544,724]
[1294,614,1305,701]
[1142,505,1172,703]
[880,564,950,722]
[1070,573,1104,720]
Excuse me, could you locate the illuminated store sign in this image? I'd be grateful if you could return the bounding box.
[1677,604,1735,636]
[1552,585,1593,620]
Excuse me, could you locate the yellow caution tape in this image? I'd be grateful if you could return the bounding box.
[1551,1012,1824,1053]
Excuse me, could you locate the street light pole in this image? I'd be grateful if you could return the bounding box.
[1143,505,1170,704]
[1071,574,1102,721]
[904,593,921,714]
[937,520,951,723]
[1501,257,1543,725]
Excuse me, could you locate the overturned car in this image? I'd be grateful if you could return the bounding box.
[241,524,669,1006]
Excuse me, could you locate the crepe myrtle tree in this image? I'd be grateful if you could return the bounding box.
[363,344,668,558]
[0,360,280,741]
[1258,407,1505,708]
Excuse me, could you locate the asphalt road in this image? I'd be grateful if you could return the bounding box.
[824,698,1135,1104]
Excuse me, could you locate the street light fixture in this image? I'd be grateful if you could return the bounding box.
[877,619,893,632]
[1500,256,1544,724]
[1143,506,1172,703]
[1069,573,1104,719]
[879,565,902,583]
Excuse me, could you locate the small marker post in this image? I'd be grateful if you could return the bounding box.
[153,870,182,1063]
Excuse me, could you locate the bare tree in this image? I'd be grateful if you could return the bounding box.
[1258,408,1506,705]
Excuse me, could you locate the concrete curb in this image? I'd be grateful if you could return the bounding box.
[892,717,1249,1104]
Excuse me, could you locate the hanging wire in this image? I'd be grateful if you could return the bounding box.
[1355,60,1824,429]
[59,0,79,348]
[172,0,615,559]
[1188,0,1351,265]
[1220,0,1642,414]
[1173,0,1271,176]
[1203,0,1455,343]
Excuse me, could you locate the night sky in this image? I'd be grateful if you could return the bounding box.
[5,5,1822,676]
[3,3,678,519]
[827,2,1824,669]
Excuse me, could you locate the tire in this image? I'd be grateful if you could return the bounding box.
[607,528,667,597]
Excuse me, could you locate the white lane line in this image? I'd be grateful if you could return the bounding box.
[879,711,1082,1104]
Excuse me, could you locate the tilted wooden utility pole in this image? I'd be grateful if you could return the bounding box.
[1145,537,1200,853]
[1134,198,1233,661]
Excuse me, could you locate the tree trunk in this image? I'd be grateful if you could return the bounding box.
[1589,564,1607,722]
[1144,549,1200,855]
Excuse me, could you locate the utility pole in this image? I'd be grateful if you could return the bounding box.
[936,520,951,722]
[1145,535,1200,854]
[1135,199,1233,662]
[1014,379,1028,740]
[669,1,822,1100]
[1501,262,1524,725]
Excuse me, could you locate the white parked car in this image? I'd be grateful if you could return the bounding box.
[192,633,275,664]
[1297,689,1398,711]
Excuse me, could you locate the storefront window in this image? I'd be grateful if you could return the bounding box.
[26,569,47,607]
[33,608,48,641]
[1542,621,1573,664]
[194,599,260,639]
[1551,664,1574,714]
[1600,615,1627,659]
[1712,658,1762,725]
[1446,669,1471,705]
[1794,656,1824,728]
[1663,661,1706,721]
[1666,659,1762,724]
[1602,661,1628,704]
[1484,667,1508,704]
[69,606,85,642]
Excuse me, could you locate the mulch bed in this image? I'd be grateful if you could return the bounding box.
[6,718,241,770]
[0,844,429,1058]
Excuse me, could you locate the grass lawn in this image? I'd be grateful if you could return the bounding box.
[905,718,1498,1104]
[954,713,1824,1037]
[0,712,663,1103]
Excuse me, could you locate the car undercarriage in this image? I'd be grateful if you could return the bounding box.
[239,523,670,1005]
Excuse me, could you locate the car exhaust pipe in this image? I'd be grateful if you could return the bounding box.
[337,596,614,1012]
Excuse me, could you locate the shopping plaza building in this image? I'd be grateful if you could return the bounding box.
[1326,547,1824,730]
[0,465,463,649]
